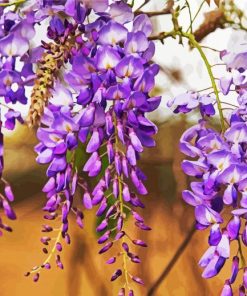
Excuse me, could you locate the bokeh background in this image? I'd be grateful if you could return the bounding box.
[1,0,247,295]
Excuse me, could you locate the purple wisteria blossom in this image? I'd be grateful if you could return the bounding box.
[169,44,247,294]
[13,1,161,294]
[61,9,160,293]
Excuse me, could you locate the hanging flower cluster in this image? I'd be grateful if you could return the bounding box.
[0,2,37,235]
[169,45,247,295]
[0,0,160,294]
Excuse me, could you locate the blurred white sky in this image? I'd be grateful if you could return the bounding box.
[5,0,247,125]
[143,0,247,121]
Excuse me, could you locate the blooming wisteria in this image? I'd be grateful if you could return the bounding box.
[0,0,161,294]
[169,42,247,294]
[0,0,247,294]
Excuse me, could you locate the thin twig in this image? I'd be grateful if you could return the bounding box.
[135,0,174,17]
[135,0,150,12]
[147,223,196,296]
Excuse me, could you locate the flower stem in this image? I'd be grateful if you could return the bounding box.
[238,238,246,268]
[178,31,226,131]
[113,111,130,288]
[150,30,226,131]
[30,227,62,274]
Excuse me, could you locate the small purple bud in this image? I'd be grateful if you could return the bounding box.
[239,286,245,296]
[107,142,114,163]
[99,242,113,254]
[135,222,151,231]
[41,236,51,245]
[44,263,51,269]
[242,223,247,246]
[33,273,40,282]
[106,112,114,136]
[115,152,122,176]
[83,192,93,209]
[4,185,14,202]
[43,248,48,254]
[106,205,117,218]
[96,199,107,217]
[132,211,144,223]
[117,216,123,231]
[131,169,140,189]
[118,288,125,296]
[230,256,239,284]
[129,129,143,152]
[123,185,131,202]
[129,290,134,296]
[244,268,247,288]
[126,144,136,166]
[122,156,129,177]
[122,242,129,252]
[86,129,101,153]
[105,168,111,188]
[133,239,147,247]
[106,257,116,264]
[56,242,63,252]
[92,189,104,205]
[113,178,119,198]
[131,276,144,285]
[111,269,122,281]
[131,256,141,264]
[220,280,233,296]
[65,233,71,245]
[227,216,240,240]
[76,211,84,229]
[117,121,125,144]
[115,231,125,240]
[42,225,53,232]
[2,200,16,220]
[96,219,108,232]
[98,230,110,244]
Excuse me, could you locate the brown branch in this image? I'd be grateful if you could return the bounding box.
[135,0,174,17]
[147,223,196,296]
[193,9,225,42]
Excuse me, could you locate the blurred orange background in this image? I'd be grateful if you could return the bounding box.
[0,122,245,296]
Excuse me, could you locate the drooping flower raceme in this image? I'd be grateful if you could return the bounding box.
[0,6,37,235]
[68,14,161,293]
[2,1,163,294]
[169,45,247,295]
